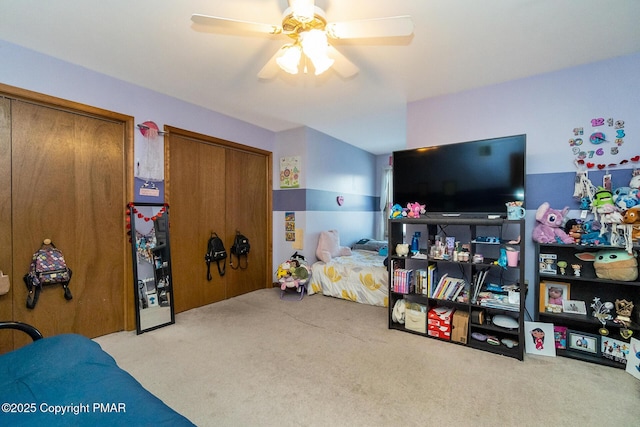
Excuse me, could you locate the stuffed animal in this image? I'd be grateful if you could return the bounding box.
[389,203,406,219]
[406,202,426,218]
[532,202,574,244]
[630,169,640,191]
[622,206,640,242]
[593,187,624,226]
[613,186,639,210]
[277,258,311,290]
[575,249,638,281]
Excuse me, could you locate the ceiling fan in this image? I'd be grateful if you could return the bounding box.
[191,0,414,79]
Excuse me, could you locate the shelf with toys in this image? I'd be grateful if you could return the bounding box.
[388,216,526,361]
[533,169,639,369]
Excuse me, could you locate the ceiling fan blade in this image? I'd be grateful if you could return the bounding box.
[191,14,282,35]
[327,16,414,39]
[257,48,284,79]
[326,46,359,78]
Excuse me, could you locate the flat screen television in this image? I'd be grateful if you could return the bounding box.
[393,134,526,216]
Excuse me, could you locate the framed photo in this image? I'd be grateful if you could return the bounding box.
[539,281,570,313]
[567,330,600,355]
[554,326,567,349]
[562,299,587,314]
[601,337,630,365]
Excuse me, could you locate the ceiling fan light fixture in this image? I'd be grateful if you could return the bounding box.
[289,0,315,23]
[300,29,334,75]
[276,44,302,74]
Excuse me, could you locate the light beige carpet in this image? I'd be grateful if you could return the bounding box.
[95,288,640,427]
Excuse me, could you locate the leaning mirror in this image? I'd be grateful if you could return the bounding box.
[128,203,175,334]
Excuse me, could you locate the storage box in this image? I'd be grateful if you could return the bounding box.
[451,311,470,344]
[405,309,426,334]
[427,323,451,340]
[428,307,455,326]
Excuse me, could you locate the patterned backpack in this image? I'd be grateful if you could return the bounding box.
[23,239,73,309]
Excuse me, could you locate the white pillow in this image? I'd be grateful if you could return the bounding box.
[316,230,352,263]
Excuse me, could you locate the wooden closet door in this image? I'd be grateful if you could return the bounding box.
[11,101,126,343]
[225,149,270,297]
[168,133,227,313]
[166,127,272,312]
[0,98,12,353]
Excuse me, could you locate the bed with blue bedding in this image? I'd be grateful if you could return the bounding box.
[0,322,194,426]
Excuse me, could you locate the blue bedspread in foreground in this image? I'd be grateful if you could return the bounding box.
[0,333,194,426]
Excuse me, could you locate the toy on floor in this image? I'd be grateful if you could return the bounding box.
[277,252,311,297]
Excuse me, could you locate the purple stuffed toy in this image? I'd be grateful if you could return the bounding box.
[532,202,575,244]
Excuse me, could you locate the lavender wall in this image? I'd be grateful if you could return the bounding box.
[405,53,640,315]
[273,127,378,269]
[0,41,275,153]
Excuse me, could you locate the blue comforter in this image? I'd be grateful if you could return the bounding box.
[0,333,194,426]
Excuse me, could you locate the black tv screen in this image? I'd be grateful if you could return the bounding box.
[393,135,526,216]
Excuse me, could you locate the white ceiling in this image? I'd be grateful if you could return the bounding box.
[1,0,639,154]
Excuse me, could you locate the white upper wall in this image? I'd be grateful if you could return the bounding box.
[407,53,640,175]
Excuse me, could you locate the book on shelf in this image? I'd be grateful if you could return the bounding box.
[432,274,466,301]
[415,269,428,295]
[426,264,437,297]
[393,267,414,294]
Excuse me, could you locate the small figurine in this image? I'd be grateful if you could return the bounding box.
[557,260,568,275]
[572,264,582,277]
[591,297,614,335]
[614,299,634,339]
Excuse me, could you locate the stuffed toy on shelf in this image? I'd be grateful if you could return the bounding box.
[532,202,574,244]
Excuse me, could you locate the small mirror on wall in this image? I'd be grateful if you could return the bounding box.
[128,203,175,334]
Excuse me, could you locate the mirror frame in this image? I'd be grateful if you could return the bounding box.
[128,202,175,334]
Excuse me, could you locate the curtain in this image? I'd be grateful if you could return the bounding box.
[376,167,393,240]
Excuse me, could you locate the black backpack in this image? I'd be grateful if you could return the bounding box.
[230,231,250,270]
[205,232,227,280]
[23,240,73,309]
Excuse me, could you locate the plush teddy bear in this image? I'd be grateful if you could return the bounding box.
[406,202,426,218]
[532,202,574,244]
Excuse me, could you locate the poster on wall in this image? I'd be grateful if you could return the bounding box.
[280,156,301,188]
[285,212,295,242]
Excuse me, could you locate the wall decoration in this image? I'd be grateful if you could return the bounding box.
[136,121,164,196]
[280,156,300,188]
[285,211,295,242]
[570,116,639,170]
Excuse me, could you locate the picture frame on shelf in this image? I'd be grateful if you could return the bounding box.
[554,326,567,349]
[562,299,587,315]
[601,337,630,365]
[539,281,570,313]
[567,330,600,356]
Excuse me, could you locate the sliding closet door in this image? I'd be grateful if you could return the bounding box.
[166,127,272,313]
[168,132,227,312]
[0,98,11,353]
[225,148,269,298]
[11,100,126,343]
